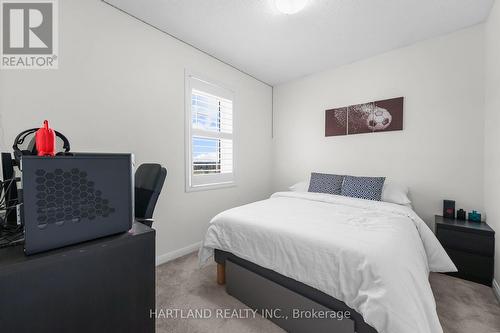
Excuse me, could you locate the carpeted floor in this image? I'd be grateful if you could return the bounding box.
[156,252,500,333]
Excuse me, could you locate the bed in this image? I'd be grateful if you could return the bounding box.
[199,191,456,333]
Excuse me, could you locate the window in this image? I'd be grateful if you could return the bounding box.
[185,73,235,191]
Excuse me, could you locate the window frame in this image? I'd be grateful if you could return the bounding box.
[185,70,236,192]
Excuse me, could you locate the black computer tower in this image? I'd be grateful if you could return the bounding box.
[21,153,134,254]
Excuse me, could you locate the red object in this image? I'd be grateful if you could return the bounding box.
[35,120,56,156]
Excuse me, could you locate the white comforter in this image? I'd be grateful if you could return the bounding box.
[199,192,456,333]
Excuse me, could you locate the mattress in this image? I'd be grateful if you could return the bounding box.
[199,191,456,333]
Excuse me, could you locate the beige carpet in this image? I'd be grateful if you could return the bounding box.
[156,253,500,333]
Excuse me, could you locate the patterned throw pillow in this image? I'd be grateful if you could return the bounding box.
[308,173,344,195]
[341,176,386,201]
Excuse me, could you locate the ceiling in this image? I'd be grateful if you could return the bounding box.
[104,0,494,85]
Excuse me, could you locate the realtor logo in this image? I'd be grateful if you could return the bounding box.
[1,0,58,69]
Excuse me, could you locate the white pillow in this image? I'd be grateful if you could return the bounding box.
[289,180,309,192]
[381,181,411,206]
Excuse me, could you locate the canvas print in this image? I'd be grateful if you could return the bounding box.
[325,107,348,136]
[325,97,404,136]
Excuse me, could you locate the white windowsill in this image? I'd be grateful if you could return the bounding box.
[185,181,236,193]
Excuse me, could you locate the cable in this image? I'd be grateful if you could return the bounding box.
[0,178,14,204]
[0,177,20,184]
[0,176,23,248]
[0,218,23,248]
[0,177,20,207]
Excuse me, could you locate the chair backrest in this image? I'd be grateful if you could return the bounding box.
[134,163,167,219]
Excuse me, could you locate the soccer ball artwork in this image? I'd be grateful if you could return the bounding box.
[325,97,403,137]
[367,107,392,131]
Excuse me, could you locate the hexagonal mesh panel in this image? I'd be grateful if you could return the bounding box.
[35,168,115,228]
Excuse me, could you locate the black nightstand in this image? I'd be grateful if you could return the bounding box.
[435,215,495,286]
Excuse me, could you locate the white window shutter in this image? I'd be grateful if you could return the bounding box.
[185,73,235,191]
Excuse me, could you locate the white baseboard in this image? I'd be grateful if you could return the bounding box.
[493,279,500,304]
[155,241,201,267]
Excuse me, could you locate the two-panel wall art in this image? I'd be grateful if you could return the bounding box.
[325,97,404,137]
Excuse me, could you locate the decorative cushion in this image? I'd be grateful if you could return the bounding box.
[308,173,344,195]
[341,176,386,201]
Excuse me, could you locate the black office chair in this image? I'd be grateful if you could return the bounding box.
[135,163,167,227]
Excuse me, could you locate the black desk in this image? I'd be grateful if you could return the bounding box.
[0,222,155,333]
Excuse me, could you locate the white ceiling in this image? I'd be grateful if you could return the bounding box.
[105,0,494,85]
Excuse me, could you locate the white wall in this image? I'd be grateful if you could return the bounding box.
[0,0,493,268]
[0,0,273,261]
[272,26,485,226]
[484,0,500,282]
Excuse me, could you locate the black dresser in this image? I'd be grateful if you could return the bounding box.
[0,222,155,333]
[435,215,495,286]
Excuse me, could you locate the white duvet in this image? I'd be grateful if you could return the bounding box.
[199,192,456,333]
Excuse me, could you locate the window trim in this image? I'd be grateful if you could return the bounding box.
[185,69,236,192]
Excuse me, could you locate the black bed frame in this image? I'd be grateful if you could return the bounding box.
[215,249,377,333]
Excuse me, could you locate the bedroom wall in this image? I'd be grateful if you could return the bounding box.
[0,0,273,262]
[484,0,500,284]
[272,25,485,226]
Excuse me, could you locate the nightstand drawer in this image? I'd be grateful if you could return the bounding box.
[445,248,493,286]
[437,227,494,256]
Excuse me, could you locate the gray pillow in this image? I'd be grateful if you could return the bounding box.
[341,176,386,201]
[308,173,344,195]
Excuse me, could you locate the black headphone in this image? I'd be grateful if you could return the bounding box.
[13,128,71,165]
